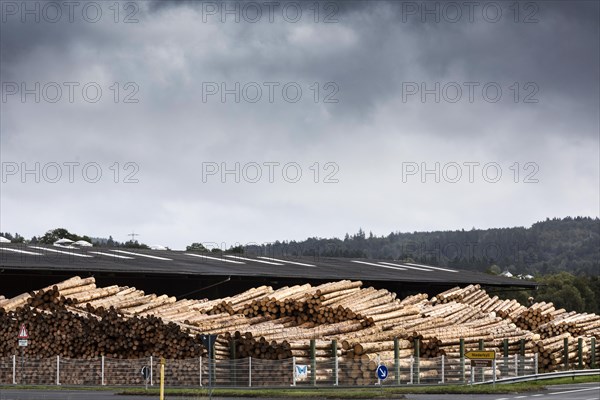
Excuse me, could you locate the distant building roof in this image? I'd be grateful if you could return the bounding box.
[73,240,93,247]
[0,243,537,289]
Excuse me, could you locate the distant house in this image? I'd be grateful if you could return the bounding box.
[73,240,93,247]
[54,238,74,247]
[500,270,513,278]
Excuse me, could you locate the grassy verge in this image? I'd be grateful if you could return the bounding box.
[117,375,599,398]
[2,375,596,398]
[0,385,115,391]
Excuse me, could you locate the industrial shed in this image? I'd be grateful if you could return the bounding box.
[0,243,537,299]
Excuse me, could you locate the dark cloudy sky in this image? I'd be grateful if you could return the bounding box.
[1,0,598,249]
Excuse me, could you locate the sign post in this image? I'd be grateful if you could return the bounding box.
[17,324,29,385]
[159,358,165,400]
[141,366,150,390]
[376,365,388,382]
[200,334,218,400]
[465,351,496,383]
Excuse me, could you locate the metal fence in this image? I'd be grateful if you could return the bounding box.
[0,355,542,387]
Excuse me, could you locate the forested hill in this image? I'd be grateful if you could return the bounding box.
[255,217,599,276]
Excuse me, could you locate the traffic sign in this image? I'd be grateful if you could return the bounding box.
[376,365,388,380]
[471,359,493,367]
[295,365,308,379]
[465,351,495,360]
[18,340,28,347]
[141,366,150,380]
[18,324,29,339]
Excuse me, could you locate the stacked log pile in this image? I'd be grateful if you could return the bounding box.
[0,293,205,360]
[1,276,598,385]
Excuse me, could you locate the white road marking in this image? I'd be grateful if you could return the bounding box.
[224,255,283,265]
[28,246,93,257]
[257,256,316,267]
[548,388,600,396]
[112,250,173,260]
[185,253,245,264]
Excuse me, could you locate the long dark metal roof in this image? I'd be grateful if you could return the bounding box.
[0,243,537,288]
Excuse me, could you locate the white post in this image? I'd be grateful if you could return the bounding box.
[409,356,413,385]
[514,353,518,377]
[377,355,381,385]
[199,356,202,387]
[334,353,339,387]
[56,355,60,385]
[492,358,496,384]
[12,355,16,385]
[101,355,105,386]
[150,356,153,386]
[470,367,474,384]
[248,357,252,387]
[441,355,445,384]
[534,353,538,375]
[292,356,296,386]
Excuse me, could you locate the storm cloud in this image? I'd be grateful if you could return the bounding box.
[1,0,598,249]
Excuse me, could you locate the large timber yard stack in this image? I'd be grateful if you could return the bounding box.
[1,277,599,385]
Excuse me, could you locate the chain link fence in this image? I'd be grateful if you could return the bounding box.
[0,354,541,387]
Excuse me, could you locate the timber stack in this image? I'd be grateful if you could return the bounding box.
[1,275,599,384]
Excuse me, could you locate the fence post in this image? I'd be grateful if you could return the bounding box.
[310,339,316,386]
[56,355,60,385]
[514,354,518,377]
[503,339,508,377]
[409,356,413,385]
[563,337,569,371]
[12,354,16,385]
[332,340,338,386]
[591,337,597,368]
[394,337,400,385]
[101,355,105,386]
[470,366,474,385]
[478,339,484,382]
[414,338,420,385]
[459,338,465,383]
[292,356,296,387]
[248,356,252,387]
[150,356,154,386]
[492,358,496,385]
[199,356,202,387]
[577,338,583,369]
[231,340,237,386]
[519,339,525,376]
[377,354,381,386]
[441,354,445,384]
[534,352,538,375]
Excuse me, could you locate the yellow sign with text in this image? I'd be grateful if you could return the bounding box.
[465,351,496,360]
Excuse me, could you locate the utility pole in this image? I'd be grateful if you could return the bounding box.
[128,232,140,242]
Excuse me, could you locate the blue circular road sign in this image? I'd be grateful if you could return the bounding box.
[376,365,388,380]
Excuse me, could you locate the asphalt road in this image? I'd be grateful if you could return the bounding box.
[405,383,600,400]
[0,383,598,400]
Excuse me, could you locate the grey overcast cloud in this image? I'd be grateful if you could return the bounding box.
[0,0,598,249]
